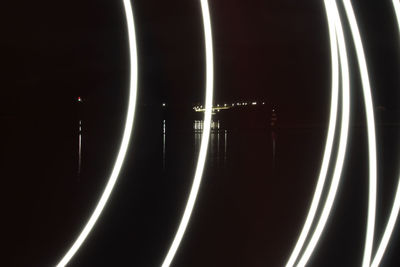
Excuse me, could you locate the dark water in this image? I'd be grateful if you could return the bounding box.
[3,113,400,267]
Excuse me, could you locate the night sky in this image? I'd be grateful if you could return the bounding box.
[2,0,400,266]
[2,0,334,120]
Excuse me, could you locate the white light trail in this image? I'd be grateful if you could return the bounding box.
[161,0,214,266]
[371,177,400,267]
[285,0,339,265]
[370,1,400,266]
[56,0,138,266]
[342,1,378,266]
[297,0,350,265]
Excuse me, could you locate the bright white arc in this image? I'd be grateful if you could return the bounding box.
[342,1,378,267]
[371,1,400,266]
[56,0,138,266]
[297,0,350,266]
[285,0,339,265]
[371,177,400,267]
[161,0,214,266]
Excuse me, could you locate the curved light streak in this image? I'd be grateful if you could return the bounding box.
[161,0,214,266]
[56,0,138,266]
[371,1,400,266]
[297,0,350,265]
[371,179,400,267]
[285,0,340,265]
[342,1,378,266]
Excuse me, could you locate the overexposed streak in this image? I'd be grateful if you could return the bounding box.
[297,0,350,265]
[56,0,138,266]
[392,0,400,41]
[372,179,400,267]
[161,0,214,266]
[371,1,400,266]
[285,0,339,265]
[342,1,378,266]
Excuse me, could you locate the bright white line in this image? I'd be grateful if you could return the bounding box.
[371,179,400,267]
[56,0,138,266]
[371,1,400,266]
[297,0,350,265]
[342,1,378,267]
[285,0,339,265]
[161,0,214,266]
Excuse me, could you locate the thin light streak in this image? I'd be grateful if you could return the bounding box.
[78,120,82,175]
[297,0,350,265]
[163,120,166,170]
[342,1,378,266]
[371,1,400,266]
[372,179,400,267]
[217,131,220,163]
[210,129,214,155]
[224,130,227,165]
[285,0,339,265]
[56,0,138,265]
[161,0,214,266]
[272,131,276,168]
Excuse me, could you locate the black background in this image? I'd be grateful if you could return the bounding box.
[2,0,400,266]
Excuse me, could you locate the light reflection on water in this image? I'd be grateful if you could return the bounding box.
[163,120,166,169]
[272,130,277,168]
[76,119,277,175]
[161,120,277,169]
[78,119,82,177]
[193,120,228,167]
[224,130,227,165]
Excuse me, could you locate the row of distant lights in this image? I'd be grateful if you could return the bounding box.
[59,1,263,266]
[192,101,265,110]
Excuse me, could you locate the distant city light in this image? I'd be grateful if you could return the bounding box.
[162,103,166,107]
[190,100,272,113]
